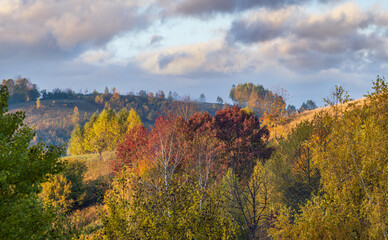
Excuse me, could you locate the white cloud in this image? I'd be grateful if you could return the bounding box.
[136,41,261,75]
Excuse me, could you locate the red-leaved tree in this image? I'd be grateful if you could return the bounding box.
[214,106,273,178]
[114,124,148,173]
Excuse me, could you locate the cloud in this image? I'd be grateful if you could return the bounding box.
[227,7,297,43]
[75,49,114,65]
[0,0,151,53]
[158,53,189,69]
[149,35,164,46]
[158,0,342,18]
[137,41,260,75]
[226,2,388,71]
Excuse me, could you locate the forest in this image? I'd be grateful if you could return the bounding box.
[0,77,387,239]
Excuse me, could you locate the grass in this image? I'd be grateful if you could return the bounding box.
[63,151,116,235]
[280,98,367,137]
[63,151,115,182]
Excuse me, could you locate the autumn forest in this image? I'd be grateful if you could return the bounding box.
[0,77,387,239]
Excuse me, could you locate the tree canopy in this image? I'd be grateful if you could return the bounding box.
[0,85,64,239]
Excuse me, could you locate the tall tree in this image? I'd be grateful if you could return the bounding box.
[0,85,64,239]
[68,124,84,155]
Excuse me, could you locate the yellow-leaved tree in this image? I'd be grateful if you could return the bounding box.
[270,77,388,239]
[89,108,120,158]
[126,108,142,132]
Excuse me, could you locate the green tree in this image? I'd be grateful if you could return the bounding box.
[199,93,206,102]
[217,96,223,104]
[0,85,65,239]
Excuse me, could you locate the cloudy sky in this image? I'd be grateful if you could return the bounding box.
[1,0,387,106]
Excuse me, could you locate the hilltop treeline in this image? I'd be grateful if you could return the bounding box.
[230,83,317,116]
[1,77,40,103]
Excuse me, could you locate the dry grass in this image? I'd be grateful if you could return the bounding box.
[62,151,115,182]
[280,98,367,137]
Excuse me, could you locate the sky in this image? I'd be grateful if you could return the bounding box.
[1,0,388,107]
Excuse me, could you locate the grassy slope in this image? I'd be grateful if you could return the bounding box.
[281,98,366,137]
[62,152,116,233]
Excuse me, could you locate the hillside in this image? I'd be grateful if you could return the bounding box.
[8,94,224,146]
[280,97,367,137]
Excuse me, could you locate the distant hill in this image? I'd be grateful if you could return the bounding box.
[8,94,225,147]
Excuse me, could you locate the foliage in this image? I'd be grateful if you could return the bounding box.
[223,162,274,239]
[107,107,274,239]
[267,120,320,211]
[68,124,84,155]
[101,169,237,240]
[114,124,148,173]
[70,108,142,157]
[62,159,88,208]
[299,99,317,112]
[36,98,41,109]
[270,77,388,239]
[213,106,273,178]
[217,96,223,104]
[41,175,74,213]
[0,85,65,239]
[1,77,40,103]
[41,88,77,100]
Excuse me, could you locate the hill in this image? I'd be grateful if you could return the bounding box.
[8,94,224,146]
[280,97,367,137]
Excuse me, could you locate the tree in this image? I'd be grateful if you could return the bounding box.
[68,124,84,155]
[89,108,120,158]
[72,106,80,124]
[0,85,65,239]
[199,93,206,102]
[286,104,297,116]
[104,86,110,95]
[117,108,129,136]
[1,77,40,103]
[115,124,148,173]
[167,91,173,100]
[270,79,388,239]
[41,175,74,213]
[223,162,274,239]
[36,98,41,109]
[299,100,317,112]
[125,108,142,132]
[173,97,198,121]
[217,96,223,104]
[267,121,320,211]
[214,106,273,178]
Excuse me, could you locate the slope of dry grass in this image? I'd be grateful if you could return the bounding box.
[281,98,367,137]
